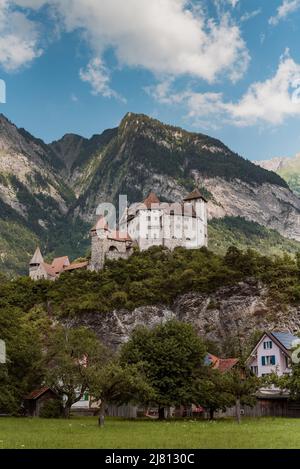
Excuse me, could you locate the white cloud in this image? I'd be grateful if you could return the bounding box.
[150,53,300,127]
[79,57,125,101]
[0,0,42,71]
[12,0,249,85]
[269,0,300,26]
[241,9,261,23]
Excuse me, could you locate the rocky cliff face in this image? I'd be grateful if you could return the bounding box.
[64,280,300,352]
[203,177,300,241]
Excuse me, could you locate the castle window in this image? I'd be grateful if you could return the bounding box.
[109,246,119,252]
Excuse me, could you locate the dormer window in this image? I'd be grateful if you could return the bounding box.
[263,341,273,350]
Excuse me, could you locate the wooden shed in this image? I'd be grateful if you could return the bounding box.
[24,387,59,417]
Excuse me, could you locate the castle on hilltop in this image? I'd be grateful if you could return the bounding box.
[29,189,208,280]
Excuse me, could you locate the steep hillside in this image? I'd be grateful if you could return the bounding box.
[6,246,298,354]
[0,114,81,274]
[256,153,300,197]
[50,128,118,194]
[73,113,300,244]
[209,216,300,257]
[1,112,300,275]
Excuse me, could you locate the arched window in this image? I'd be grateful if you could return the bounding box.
[109,246,119,252]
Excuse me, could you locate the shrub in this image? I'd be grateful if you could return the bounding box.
[39,399,62,419]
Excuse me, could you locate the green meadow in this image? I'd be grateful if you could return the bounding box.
[1,417,300,449]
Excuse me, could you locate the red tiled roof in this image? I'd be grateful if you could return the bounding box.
[63,261,89,272]
[143,192,160,209]
[41,262,56,277]
[51,256,70,273]
[208,354,238,373]
[25,386,52,400]
[218,358,239,373]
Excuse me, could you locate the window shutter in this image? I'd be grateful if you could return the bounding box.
[271,356,276,366]
[262,356,265,366]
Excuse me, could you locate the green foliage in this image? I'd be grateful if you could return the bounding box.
[89,362,154,425]
[39,399,63,419]
[209,216,300,257]
[0,303,47,413]
[44,325,110,417]
[2,244,300,322]
[120,320,207,414]
[195,369,232,418]
[224,365,260,423]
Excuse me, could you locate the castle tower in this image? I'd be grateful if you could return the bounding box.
[183,189,208,247]
[89,216,109,272]
[29,247,44,279]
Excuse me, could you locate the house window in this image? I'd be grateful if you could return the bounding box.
[261,355,276,366]
[263,341,273,350]
[251,366,258,376]
[285,356,290,369]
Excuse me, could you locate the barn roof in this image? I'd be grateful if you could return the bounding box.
[25,387,54,400]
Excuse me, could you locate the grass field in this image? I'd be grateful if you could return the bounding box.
[1,417,300,449]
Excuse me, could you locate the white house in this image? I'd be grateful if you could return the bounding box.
[247,331,299,378]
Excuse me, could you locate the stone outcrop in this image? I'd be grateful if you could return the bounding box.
[64,280,300,351]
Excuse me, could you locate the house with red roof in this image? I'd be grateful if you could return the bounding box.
[29,247,88,281]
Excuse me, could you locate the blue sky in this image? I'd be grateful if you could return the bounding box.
[1,0,300,161]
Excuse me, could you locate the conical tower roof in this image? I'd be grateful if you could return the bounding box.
[143,192,160,209]
[184,188,207,203]
[30,247,44,265]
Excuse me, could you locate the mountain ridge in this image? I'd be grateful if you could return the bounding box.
[255,153,300,197]
[1,111,300,275]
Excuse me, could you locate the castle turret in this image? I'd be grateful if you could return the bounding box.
[183,188,208,247]
[89,216,109,271]
[29,247,44,279]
